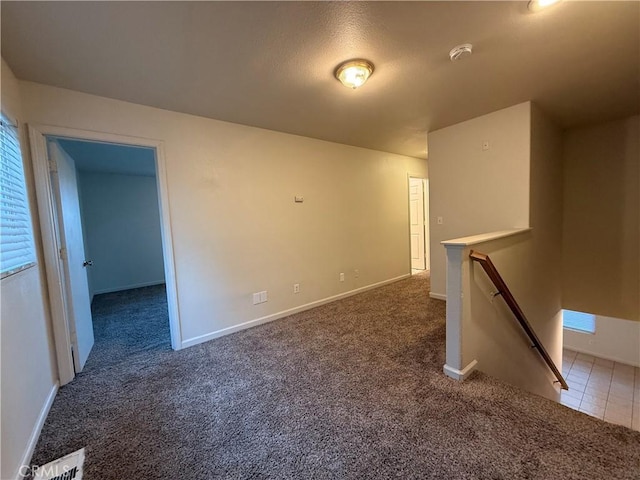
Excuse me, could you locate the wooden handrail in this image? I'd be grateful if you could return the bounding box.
[469,250,569,390]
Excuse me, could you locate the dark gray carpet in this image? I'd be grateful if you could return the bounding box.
[83,284,171,374]
[31,273,640,479]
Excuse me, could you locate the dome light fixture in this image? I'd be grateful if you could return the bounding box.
[449,44,473,62]
[528,0,562,12]
[334,59,374,89]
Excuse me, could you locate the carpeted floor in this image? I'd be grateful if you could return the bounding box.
[82,284,171,374]
[31,273,639,479]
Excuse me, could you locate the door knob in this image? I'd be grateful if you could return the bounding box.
[83,260,93,267]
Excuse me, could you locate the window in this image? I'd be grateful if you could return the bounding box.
[0,113,36,278]
[562,309,596,334]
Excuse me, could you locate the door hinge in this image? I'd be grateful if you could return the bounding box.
[59,247,67,260]
[49,159,58,172]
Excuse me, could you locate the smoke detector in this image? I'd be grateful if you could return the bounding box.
[449,44,473,62]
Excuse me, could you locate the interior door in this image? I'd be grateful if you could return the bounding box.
[409,177,426,270]
[48,140,94,371]
[423,179,430,270]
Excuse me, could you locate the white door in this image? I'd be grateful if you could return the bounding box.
[409,177,426,270]
[423,179,430,270]
[48,140,94,371]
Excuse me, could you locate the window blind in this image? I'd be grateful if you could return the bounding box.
[0,113,36,277]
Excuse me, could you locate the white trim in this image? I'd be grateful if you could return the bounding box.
[564,346,640,368]
[443,359,478,382]
[441,228,531,247]
[182,274,410,348]
[563,314,640,368]
[429,292,446,301]
[27,124,183,387]
[443,246,464,374]
[153,141,182,351]
[27,124,165,149]
[15,383,59,480]
[29,126,76,385]
[0,261,37,280]
[92,280,166,296]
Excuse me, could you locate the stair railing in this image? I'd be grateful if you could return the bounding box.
[469,250,569,390]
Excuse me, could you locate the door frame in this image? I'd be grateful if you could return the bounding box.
[29,124,182,385]
[407,174,429,273]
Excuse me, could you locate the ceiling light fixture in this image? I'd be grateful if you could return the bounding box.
[334,59,374,89]
[528,0,562,12]
[449,44,473,62]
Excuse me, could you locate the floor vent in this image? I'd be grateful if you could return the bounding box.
[34,448,84,480]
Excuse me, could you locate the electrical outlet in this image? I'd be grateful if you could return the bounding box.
[253,291,268,304]
[293,283,300,294]
[339,273,345,282]
[354,269,359,278]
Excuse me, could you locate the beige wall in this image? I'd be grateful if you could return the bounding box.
[0,60,58,480]
[564,314,640,367]
[528,104,564,368]
[3,73,426,477]
[20,81,426,344]
[462,232,561,401]
[427,102,531,297]
[443,105,564,401]
[562,116,639,321]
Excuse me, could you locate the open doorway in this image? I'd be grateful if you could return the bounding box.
[29,125,181,385]
[408,176,430,275]
[53,138,171,373]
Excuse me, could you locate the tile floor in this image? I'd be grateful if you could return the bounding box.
[561,349,640,431]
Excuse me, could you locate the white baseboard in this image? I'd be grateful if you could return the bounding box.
[93,280,165,296]
[564,344,640,368]
[429,292,446,301]
[563,315,640,367]
[182,274,410,349]
[443,359,478,382]
[15,382,59,480]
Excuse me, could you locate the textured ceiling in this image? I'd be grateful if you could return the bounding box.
[2,1,639,159]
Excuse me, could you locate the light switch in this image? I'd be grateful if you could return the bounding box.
[294,196,304,203]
